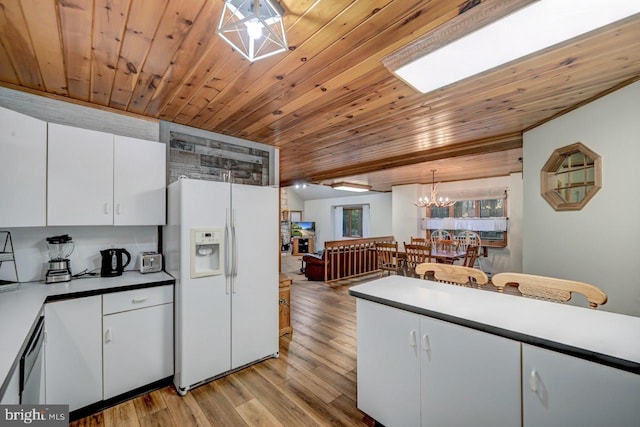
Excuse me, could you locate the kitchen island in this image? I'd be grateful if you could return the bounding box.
[0,271,174,407]
[350,276,640,427]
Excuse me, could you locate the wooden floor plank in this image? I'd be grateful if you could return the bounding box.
[273,377,365,427]
[214,374,256,408]
[138,408,177,427]
[235,398,285,427]
[283,361,343,404]
[311,365,358,403]
[190,381,248,427]
[233,366,322,427]
[70,413,103,427]
[103,401,141,427]
[161,386,212,427]
[133,389,167,418]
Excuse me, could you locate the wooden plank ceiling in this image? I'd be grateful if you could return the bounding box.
[1,0,639,192]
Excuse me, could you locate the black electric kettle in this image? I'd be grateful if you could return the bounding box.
[100,248,131,277]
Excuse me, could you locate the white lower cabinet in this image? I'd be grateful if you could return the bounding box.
[357,300,421,427]
[357,299,520,427]
[522,344,640,427]
[44,296,102,412]
[44,285,174,411]
[0,365,20,404]
[102,286,174,399]
[420,316,521,427]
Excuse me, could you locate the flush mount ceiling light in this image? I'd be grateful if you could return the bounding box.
[382,0,640,94]
[217,0,287,62]
[331,182,372,193]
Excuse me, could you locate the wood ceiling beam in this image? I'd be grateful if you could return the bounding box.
[283,131,523,186]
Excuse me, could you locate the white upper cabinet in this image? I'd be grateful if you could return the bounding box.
[0,106,47,227]
[47,123,166,226]
[47,123,114,226]
[114,135,166,225]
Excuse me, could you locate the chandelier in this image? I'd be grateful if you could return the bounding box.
[414,170,455,208]
[217,0,288,62]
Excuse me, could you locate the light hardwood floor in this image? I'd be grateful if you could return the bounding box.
[71,254,374,427]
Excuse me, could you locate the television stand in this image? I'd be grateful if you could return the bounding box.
[292,237,314,256]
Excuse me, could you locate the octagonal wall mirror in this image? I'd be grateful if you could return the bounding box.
[541,142,602,211]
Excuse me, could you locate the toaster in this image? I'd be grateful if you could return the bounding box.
[137,252,163,273]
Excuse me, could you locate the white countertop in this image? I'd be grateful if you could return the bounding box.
[349,276,640,371]
[0,271,174,398]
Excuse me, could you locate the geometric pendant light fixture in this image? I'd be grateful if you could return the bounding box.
[217,0,288,62]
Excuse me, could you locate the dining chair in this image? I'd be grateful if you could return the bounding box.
[403,242,432,277]
[415,262,488,288]
[454,230,481,251]
[410,237,428,245]
[375,242,400,277]
[491,272,608,309]
[455,230,483,269]
[461,245,480,268]
[431,238,459,265]
[430,229,451,245]
[433,239,458,251]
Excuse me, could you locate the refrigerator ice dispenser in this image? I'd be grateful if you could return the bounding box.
[190,228,223,278]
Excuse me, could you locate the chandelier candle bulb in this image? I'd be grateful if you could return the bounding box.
[414,170,455,208]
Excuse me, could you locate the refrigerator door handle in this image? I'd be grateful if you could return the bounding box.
[231,208,238,292]
[224,208,231,294]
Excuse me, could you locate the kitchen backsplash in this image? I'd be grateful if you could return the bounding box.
[0,226,158,283]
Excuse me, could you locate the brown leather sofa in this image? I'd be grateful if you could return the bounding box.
[302,252,328,281]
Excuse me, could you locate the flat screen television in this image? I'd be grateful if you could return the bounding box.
[291,221,316,237]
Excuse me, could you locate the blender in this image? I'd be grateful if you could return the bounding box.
[45,234,74,284]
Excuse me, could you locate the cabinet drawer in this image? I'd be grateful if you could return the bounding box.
[103,285,173,314]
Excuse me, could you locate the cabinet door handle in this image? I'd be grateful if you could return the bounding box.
[131,298,148,304]
[103,202,110,214]
[529,369,538,392]
[422,334,430,353]
[409,330,417,347]
[116,203,121,215]
[105,328,112,343]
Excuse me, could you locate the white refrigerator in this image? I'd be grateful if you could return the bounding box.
[164,178,279,395]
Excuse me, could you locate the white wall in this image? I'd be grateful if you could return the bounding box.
[392,175,523,275]
[0,87,161,283]
[303,193,393,249]
[523,80,640,316]
[392,184,423,245]
[284,187,304,212]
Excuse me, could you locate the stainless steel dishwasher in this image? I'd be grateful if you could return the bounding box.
[20,315,45,404]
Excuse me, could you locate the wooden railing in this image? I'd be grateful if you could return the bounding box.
[323,236,395,283]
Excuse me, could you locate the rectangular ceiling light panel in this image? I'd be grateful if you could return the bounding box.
[393,0,640,94]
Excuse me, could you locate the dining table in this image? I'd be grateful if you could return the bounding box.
[429,248,467,263]
[372,248,466,264]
